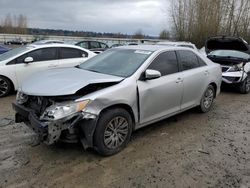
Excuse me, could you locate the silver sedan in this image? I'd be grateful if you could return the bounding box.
[13,45,222,156]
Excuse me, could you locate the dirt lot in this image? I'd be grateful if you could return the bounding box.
[0,91,250,188]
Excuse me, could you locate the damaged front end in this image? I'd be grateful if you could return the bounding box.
[13,92,98,148]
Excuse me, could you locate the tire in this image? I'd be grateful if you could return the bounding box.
[0,76,12,97]
[239,74,250,94]
[94,108,133,156]
[199,85,215,113]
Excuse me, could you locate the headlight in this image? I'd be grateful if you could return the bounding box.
[228,63,243,72]
[16,91,28,104]
[41,100,90,121]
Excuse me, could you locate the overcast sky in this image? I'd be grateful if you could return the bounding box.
[0,0,171,36]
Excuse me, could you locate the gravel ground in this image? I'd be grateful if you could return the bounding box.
[0,91,249,188]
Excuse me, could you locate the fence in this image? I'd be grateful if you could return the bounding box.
[0,33,160,46]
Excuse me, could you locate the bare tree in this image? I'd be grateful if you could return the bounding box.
[17,14,28,34]
[170,0,250,47]
[0,13,28,34]
[132,29,144,39]
[2,13,13,33]
[159,29,170,39]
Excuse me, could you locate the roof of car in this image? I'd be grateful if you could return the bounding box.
[32,40,65,45]
[27,43,84,49]
[116,44,187,52]
[157,41,195,46]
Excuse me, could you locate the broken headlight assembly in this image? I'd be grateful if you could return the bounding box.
[16,91,28,104]
[228,63,244,72]
[41,100,90,121]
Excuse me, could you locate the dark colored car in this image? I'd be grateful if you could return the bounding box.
[4,38,28,45]
[75,41,109,54]
[0,45,10,54]
[110,43,124,48]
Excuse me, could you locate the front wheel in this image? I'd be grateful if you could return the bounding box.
[94,108,133,156]
[199,85,215,113]
[239,75,250,94]
[0,76,12,97]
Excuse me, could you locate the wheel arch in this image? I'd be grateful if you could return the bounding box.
[209,82,217,98]
[98,103,136,129]
[0,74,15,92]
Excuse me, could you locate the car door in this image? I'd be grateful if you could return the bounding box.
[14,47,58,85]
[137,51,183,125]
[176,50,210,110]
[58,47,89,68]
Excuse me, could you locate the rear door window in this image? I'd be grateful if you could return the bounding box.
[100,43,108,49]
[148,51,179,76]
[197,56,207,67]
[177,50,200,71]
[60,48,87,59]
[90,41,100,49]
[78,41,88,49]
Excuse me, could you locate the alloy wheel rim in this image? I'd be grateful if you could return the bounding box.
[104,116,129,149]
[203,88,213,109]
[0,78,9,96]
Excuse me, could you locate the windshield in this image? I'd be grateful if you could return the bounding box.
[209,50,250,59]
[78,49,153,77]
[0,46,29,61]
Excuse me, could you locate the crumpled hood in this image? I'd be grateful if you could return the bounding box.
[205,36,250,54]
[21,68,124,96]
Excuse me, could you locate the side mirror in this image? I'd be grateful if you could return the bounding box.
[24,57,33,63]
[145,69,161,80]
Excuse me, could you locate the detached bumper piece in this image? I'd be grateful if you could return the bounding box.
[13,103,71,145]
[13,103,48,142]
[12,103,98,149]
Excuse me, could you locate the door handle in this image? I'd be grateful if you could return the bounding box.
[204,70,209,75]
[176,78,183,83]
[48,65,58,68]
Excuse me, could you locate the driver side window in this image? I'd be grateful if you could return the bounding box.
[15,48,58,64]
[148,51,179,76]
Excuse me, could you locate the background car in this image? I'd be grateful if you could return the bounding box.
[110,43,124,48]
[0,44,96,97]
[13,45,221,156]
[0,45,10,54]
[206,36,250,93]
[157,41,198,51]
[4,38,28,45]
[32,40,65,45]
[75,40,109,54]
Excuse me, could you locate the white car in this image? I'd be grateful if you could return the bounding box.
[206,36,250,94]
[157,41,198,51]
[0,44,96,97]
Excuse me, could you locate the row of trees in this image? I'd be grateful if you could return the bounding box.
[0,14,28,34]
[171,0,250,47]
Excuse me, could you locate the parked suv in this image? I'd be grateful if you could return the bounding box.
[0,44,95,97]
[13,45,221,156]
[206,36,250,93]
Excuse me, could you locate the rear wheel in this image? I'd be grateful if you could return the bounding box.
[0,76,12,97]
[199,85,215,113]
[94,108,133,156]
[239,74,250,94]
